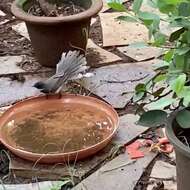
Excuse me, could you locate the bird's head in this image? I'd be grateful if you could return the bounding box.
[33,81,46,90]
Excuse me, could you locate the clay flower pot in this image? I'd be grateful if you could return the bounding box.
[167,112,190,190]
[11,0,103,67]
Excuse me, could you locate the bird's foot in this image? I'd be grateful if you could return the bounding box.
[58,92,62,99]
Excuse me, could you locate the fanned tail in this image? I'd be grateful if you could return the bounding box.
[55,50,89,81]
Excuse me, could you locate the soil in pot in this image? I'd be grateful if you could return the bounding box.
[176,126,190,148]
[27,0,86,17]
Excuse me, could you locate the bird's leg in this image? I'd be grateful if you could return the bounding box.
[58,91,62,99]
[45,93,50,99]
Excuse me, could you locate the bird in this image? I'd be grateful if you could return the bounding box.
[33,50,92,94]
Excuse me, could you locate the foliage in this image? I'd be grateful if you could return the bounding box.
[108,0,190,128]
[16,0,28,8]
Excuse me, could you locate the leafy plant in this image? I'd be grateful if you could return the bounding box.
[108,0,190,129]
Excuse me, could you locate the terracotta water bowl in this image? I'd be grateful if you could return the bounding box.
[0,94,119,164]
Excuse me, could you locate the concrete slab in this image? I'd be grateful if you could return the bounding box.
[0,181,61,190]
[87,39,122,67]
[150,160,176,180]
[80,60,156,108]
[117,46,164,61]
[12,22,30,40]
[100,12,148,47]
[0,56,25,75]
[0,10,6,16]
[73,151,157,190]
[0,74,48,107]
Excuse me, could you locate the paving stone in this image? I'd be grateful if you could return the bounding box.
[12,22,30,40]
[150,160,176,180]
[80,60,156,108]
[100,12,148,47]
[10,114,149,180]
[73,151,157,190]
[0,181,61,190]
[0,74,49,107]
[87,39,122,67]
[101,0,129,13]
[117,46,164,61]
[163,180,177,190]
[113,114,148,145]
[0,10,6,16]
[0,56,25,75]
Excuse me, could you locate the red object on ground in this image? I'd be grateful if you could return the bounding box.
[126,141,145,159]
[144,137,174,153]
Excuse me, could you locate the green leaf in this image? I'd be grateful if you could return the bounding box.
[169,28,186,42]
[132,0,143,14]
[171,73,186,95]
[138,11,159,21]
[177,86,190,106]
[176,109,190,129]
[16,0,28,8]
[138,110,167,127]
[133,92,144,102]
[175,47,190,56]
[153,32,166,46]
[178,2,190,17]
[153,61,170,70]
[135,83,146,92]
[117,15,138,22]
[154,74,167,83]
[164,50,174,62]
[147,97,174,110]
[107,1,127,12]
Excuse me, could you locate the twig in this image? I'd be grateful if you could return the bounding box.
[100,160,136,173]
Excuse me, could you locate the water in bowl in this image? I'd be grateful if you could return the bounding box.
[2,104,114,154]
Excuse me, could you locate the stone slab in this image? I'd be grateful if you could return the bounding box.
[10,114,149,180]
[73,151,157,190]
[100,12,148,47]
[0,10,6,16]
[87,39,122,67]
[12,22,30,40]
[80,60,156,108]
[0,56,25,75]
[0,181,60,190]
[117,46,164,61]
[0,74,49,107]
[150,160,176,180]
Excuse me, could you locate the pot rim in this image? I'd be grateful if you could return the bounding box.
[11,0,103,24]
[166,111,190,158]
[0,94,119,163]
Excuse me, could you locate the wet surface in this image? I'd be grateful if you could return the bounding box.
[2,104,113,154]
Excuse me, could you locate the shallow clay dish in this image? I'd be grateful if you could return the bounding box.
[0,94,119,164]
